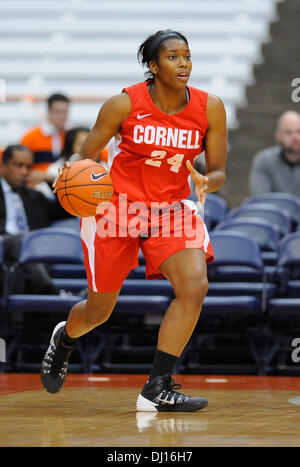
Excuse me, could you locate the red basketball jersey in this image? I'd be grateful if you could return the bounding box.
[108,81,208,206]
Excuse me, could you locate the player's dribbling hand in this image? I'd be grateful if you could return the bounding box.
[186,160,208,204]
[52,161,71,194]
[52,153,81,193]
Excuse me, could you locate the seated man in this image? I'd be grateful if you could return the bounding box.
[0,144,71,294]
[249,110,300,197]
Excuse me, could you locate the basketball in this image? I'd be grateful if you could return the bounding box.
[55,159,113,217]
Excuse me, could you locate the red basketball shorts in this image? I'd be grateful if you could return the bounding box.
[80,194,214,293]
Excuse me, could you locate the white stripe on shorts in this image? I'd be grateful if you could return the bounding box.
[181,198,210,252]
[81,216,98,292]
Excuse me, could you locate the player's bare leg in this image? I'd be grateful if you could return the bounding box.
[41,288,120,393]
[136,248,209,412]
[157,248,208,356]
[65,288,120,338]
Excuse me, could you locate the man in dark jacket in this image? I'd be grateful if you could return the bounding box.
[0,144,71,293]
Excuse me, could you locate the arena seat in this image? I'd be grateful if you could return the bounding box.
[3,228,175,372]
[205,193,228,217]
[226,203,293,236]
[187,294,266,374]
[3,228,87,371]
[127,266,146,279]
[84,294,172,373]
[207,230,275,308]
[262,233,300,374]
[183,231,273,373]
[48,220,84,279]
[50,217,81,232]
[120,279,174,297]
[209,230,264,275]
[269,232,300,298]
[214,217,280,265]
[243,193,300,226]
[188,192,227,229]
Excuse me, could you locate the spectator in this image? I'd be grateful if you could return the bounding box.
[249,110,300,196]
[62,127,90,161]
[21,93,70,191]
[47,127,90,181]
[0,144,71,294]
[60,126,109,166]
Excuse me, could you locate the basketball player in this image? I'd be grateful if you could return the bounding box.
[41,30,227,412]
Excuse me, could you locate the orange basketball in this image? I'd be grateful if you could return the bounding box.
[55,159,113,217]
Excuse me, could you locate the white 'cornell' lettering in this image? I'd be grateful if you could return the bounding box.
[133,125,200,149]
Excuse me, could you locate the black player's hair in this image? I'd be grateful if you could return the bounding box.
[47,93,70,110]
[2,144,32,164]
[137,29,189,78]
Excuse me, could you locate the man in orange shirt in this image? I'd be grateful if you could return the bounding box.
[21,94,109,195]
[21,93,70,191]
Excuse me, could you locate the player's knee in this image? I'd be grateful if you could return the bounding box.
[85,306,112,328]
[181,276,209,308]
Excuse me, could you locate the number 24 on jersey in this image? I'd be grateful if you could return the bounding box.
[145,151,185,173]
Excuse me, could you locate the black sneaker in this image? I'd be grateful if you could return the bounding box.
[136,374,208,412]
[40,321,75,394]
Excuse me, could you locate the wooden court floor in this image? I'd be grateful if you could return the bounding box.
[1,373,300,447]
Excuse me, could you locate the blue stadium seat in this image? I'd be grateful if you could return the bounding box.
[138,249,146,266]
[214,217,280,265]
[269,232,300,298]
[127,266,146,279]
[263,233,300,374]
[3,228,87,371]
[49,219,83,278]
[277,232,300,268]
[243,193,300,225]
[21,227,86,284]
[85,294,172,373]
[185,231,270,373]
[189,193,228,228]
[114,295,171,314]
[204,212,213,232]
[16,228,83,265]
[120,279,174,297]
[201,295,261,322]
[52,278,87,293]
[207,230,277,310]
[205,193,228,225]
[50,217,81,232]
[226,203,292,236]
[50,264,86,279]
[210,231,263,268]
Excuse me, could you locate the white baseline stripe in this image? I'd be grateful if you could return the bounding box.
[88,377,111,382]
[205,378,228,383]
